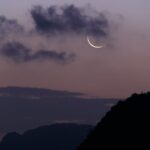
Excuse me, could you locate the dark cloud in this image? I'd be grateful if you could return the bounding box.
[0,42,76,64]
[0,42,30,63]
[0,16,24,38]
[31,5,109,37]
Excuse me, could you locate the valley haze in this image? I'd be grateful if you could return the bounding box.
[0,87,118,139]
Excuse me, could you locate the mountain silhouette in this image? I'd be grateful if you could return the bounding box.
[0,86,118,136]
[0,123,92,150]
[78,92,150,149]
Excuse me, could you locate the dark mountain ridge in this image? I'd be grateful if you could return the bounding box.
[78,92,150,149]
[0,123,92,150]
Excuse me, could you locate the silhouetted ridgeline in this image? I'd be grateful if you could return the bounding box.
[0,87,118,134]
[78,92,150,150]
[0,123,92,150]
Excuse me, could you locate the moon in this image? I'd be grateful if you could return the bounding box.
[87,36,104,49]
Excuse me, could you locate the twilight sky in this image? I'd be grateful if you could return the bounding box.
[0,0,150,98]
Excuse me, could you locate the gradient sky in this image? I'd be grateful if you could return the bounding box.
[0,0,150,98]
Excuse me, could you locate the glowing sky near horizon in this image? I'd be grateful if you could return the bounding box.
[0,0,150,98]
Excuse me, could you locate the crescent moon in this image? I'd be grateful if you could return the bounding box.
[87,36,104,49]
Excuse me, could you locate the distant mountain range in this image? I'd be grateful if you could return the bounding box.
[0,87,118,139]
[0,123,92,150]
[78,92,150,149]
[1,88,149,150]
[0,87,82,98]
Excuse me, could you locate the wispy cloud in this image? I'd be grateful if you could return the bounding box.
[0,16,24,39]
[31,5,109,37]
[0,42,76,64]
[0,4,114,65]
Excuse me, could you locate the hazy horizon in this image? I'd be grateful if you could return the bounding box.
[0,86,118,140]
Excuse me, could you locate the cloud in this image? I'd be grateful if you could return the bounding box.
[0,5,114,65]
[31,5,109,37]
[0,42,76,64]
[0,16,24,38]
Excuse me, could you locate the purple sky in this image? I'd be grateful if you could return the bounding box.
[0,0,150,98]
